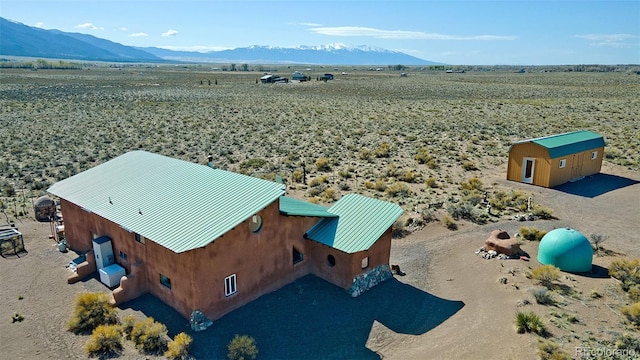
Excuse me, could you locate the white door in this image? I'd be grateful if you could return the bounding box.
[522,158,535,184]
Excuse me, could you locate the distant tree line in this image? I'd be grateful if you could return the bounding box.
[0,59,83,70]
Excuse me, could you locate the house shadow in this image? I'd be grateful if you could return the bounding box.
[121,275,464,359]
[578,264,610,279]
[553,173,639,198]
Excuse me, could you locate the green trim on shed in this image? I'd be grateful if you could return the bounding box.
[305,194,403,254]
[512,130,605,159]
[279,196,337,218]
[48,151,286,253]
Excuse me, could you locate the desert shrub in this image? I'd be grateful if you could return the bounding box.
[359,148,372,161]
[630,286,640,302]
[461,160,478,171]
[239,158,266,170]
[85,324,123,358]
[459,177,483,191]
[398,169,419,183]
[531,265,560,289]
[621,302,640,327]
[338,168,352,179]
[385,182,412,197]
[309,175,328,187]
[314,157,331,171]
[519,227,547,241]
[414,147,433,164]
[530,287,555,305]
[292,169,304,183]
[442,215,457,230]
[373,179,387,192]
[67,292,119,335]
[613,332,640,353]
[373,143,392,158]
[120,314,137,340]
[425,176,438,189]
[392,219,408,238]
[532,204,554,219]
[130,317,168,355]
[609,258,640,291]
[515,311,546,336]
[228,334,258,360]
[321,187,336,201]
[165,332,193,360]
[537,340,570,360]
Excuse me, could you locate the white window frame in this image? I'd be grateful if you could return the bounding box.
[591,151,598,160]
[559,159,566,168]
[224,274,237,297]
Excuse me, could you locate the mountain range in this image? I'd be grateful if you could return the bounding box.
[0,17,438,65]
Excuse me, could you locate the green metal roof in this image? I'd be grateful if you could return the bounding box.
[304,194,403,254]
[279,196,337,218]
[515,130,605,159]
[47,151,286,253]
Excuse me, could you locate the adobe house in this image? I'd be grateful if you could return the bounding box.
[47,151,402,323]
[507,130,605,188]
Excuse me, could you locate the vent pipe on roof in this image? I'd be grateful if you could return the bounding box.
[207,155,214,169]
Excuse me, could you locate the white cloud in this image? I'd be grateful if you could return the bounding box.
[75,23,103,30]
[309,26,516,40]
[129,32,149,37]
[120,27,128,31]
[162,29,178,37]
[576,33,637,48]
[35,22,45,28]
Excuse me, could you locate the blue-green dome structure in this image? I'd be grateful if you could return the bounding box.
[537,228,593,273]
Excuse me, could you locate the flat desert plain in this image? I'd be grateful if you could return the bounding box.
[1,67,639,359]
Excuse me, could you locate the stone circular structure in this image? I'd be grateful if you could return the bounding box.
[537,228,593,272]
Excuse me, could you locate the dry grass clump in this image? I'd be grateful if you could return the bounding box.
[165,332,193,360]
[67,292,118,335]
[621,302,640,327]
[609,258,640,291]
[519,226,547,241]
[228,334,258,360]
[515,311,547,336]
[128,317,169,355]
[531,265,560,289]
[85,324,123,358]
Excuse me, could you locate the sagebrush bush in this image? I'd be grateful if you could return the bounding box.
[121,314,137,340]
[459,177,483,191]
[228,334,258,360]
[531,265,560,289]
[530,287,555,305]
[532,204,554,219]
[609,258,640,291]
[515,311,546,336]
[67,292,119,335]
[442,215,457,230]
[537,340,570,360]
[315,157,331,171]
[373,143,392,158]
[385,182,412,197]
[85,324,123,358]
[398,169,419,183]
[165,332,193,360]
[291,169,303,183]
[621,302,640,327]
[130,317,168,355]
[425,176,438,189]
[309,175,328,187]
[519,227,547,241]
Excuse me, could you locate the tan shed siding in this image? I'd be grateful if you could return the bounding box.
[548,157,573,188]
[507,143,552,187]
[548,147,604,187]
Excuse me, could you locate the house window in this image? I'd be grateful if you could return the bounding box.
[249,215,262,233]
[293,247,303,264]
[160,274,171,289]
[559,159,566,168]
[591,151,598,160]
[134,233,145,244]
[361,257,369,269]
[225,274,237,297]
[118,250,127,261]
[327,255,336,267]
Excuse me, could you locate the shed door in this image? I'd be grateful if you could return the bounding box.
[571,153,584,180]
[522,158,535,184]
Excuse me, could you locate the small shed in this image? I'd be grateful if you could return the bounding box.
[537,228,593,273]
[507,130,605,188]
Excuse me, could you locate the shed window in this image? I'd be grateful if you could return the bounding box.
[118,250,127,261]
[249,215,262,233]
[559,159,566,168]
[160,274,171,289]
[591,151,598,160]
[293,247,304,264]
[225,274,237,297]
[361,257,369,269]
[134,233,145,244]
[327,255,336,267]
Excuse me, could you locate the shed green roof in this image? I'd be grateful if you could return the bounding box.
[304,194,403,254]
[47,151,286,253]
[515,130,605,159]
[279,196,337,218]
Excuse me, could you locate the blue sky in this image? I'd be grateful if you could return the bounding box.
[2,0,639,65]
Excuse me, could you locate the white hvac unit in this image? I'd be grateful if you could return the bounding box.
[93,236,115,270]
[99,264,126,287]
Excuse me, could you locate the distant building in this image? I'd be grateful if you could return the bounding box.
[292,72,307,81]
[507,130,605,187]
[48,151,403,323]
